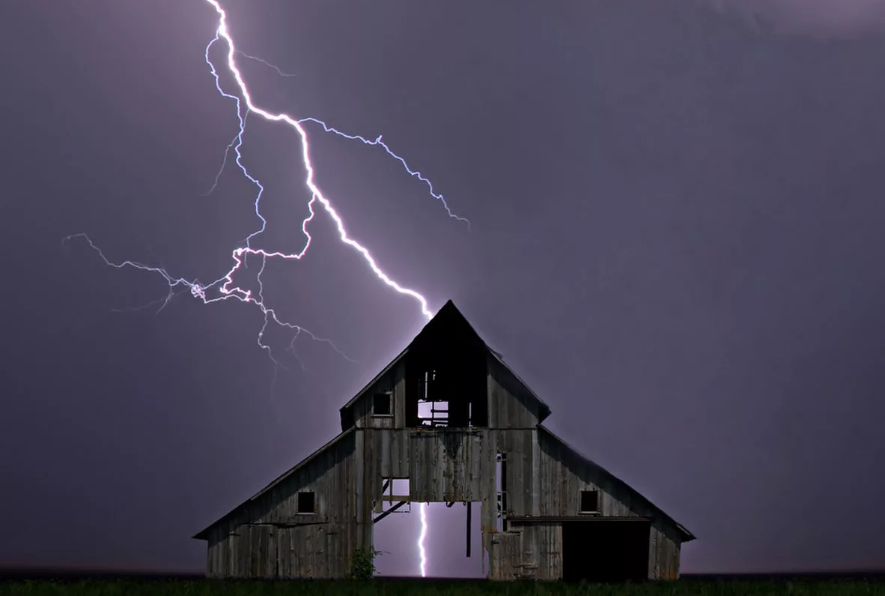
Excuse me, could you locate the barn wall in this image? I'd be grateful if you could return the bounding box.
[349,361,407,430]
[477,427,683,581]
[205,430,371,579]
[487,356,544,429]
[205,425,684,581]
[409,429,487,502]
[205,403,684,580]
[536,429,682,580]
[535,429,641,517]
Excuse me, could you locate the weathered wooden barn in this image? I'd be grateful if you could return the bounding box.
[193,301,694,581]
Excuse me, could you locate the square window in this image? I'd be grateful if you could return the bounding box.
[580,490,599,514]
[390,478,410,497]
[373,392,392,416]
[297,491,316,514]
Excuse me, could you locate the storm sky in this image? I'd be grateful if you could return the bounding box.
[2,0,885,576]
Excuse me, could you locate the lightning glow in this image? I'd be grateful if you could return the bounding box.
[66,0,455,577]
[68,0,469,362]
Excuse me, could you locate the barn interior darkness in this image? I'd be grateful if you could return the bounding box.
[562,520,650,582]
[405,312,487,428]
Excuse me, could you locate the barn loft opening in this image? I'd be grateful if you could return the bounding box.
[404,305,488,428]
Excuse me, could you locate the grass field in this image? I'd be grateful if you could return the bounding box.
[0,580,882,596]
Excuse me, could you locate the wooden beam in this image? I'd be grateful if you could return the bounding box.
[373,501,408,524]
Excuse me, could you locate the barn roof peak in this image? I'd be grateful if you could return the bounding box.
[337,299,551,427]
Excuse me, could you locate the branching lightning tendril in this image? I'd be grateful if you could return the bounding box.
[237,50,298,77]
[65,0,457,575]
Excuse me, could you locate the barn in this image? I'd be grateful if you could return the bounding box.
[193,300,694,581]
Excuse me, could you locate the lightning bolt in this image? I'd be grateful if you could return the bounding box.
[66,0,458,577]
[67,0,469,361]
[419,503,428,577]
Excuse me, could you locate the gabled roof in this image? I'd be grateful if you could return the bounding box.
[537,425,695,542]
[338,300,551,428]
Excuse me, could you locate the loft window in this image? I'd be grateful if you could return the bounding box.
[297,491,316,514]
[373,392,392,416]
[580,490,599,514]
[417,370,449,427]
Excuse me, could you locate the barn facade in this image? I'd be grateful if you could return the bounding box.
[193,301,694,581]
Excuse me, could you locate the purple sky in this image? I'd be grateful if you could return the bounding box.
[706,0,885,37]
[2,0,885,576]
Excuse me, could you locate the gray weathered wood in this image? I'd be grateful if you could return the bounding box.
[195,302,692,580]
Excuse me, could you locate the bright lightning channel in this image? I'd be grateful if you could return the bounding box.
[201,1,437,575]
[68,0,470,363]
[419,503,428,577]
[67,0,452,576]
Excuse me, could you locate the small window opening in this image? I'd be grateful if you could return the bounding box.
[373,392,392,416]
[297,491,316,514]
[391,478,410,498]
[579,489,599,514]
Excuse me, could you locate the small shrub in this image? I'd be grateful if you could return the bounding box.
[345,547,382,580]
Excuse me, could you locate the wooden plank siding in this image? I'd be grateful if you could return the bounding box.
[203,423,686,580]
[204,429,366,579]
[197,302,691,581]
[534,427,684,580]
[487,355,546,429]
[348,361,407,430]
[409,429,484,502]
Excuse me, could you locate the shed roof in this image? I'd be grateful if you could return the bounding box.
[192,427,354,540]
[537,424,695,542]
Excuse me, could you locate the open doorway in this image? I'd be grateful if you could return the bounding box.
[562,519,650,582]
[374,502,484,578]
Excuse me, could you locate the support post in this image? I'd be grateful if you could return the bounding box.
[466,502,472,557]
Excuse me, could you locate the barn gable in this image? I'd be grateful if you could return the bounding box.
[339,300,551,431]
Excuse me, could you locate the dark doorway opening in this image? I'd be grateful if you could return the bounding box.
[562,520,649,582]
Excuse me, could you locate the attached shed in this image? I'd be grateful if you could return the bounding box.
[193,300,694,580]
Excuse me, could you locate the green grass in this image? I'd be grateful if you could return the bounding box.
[0,580,881,596]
